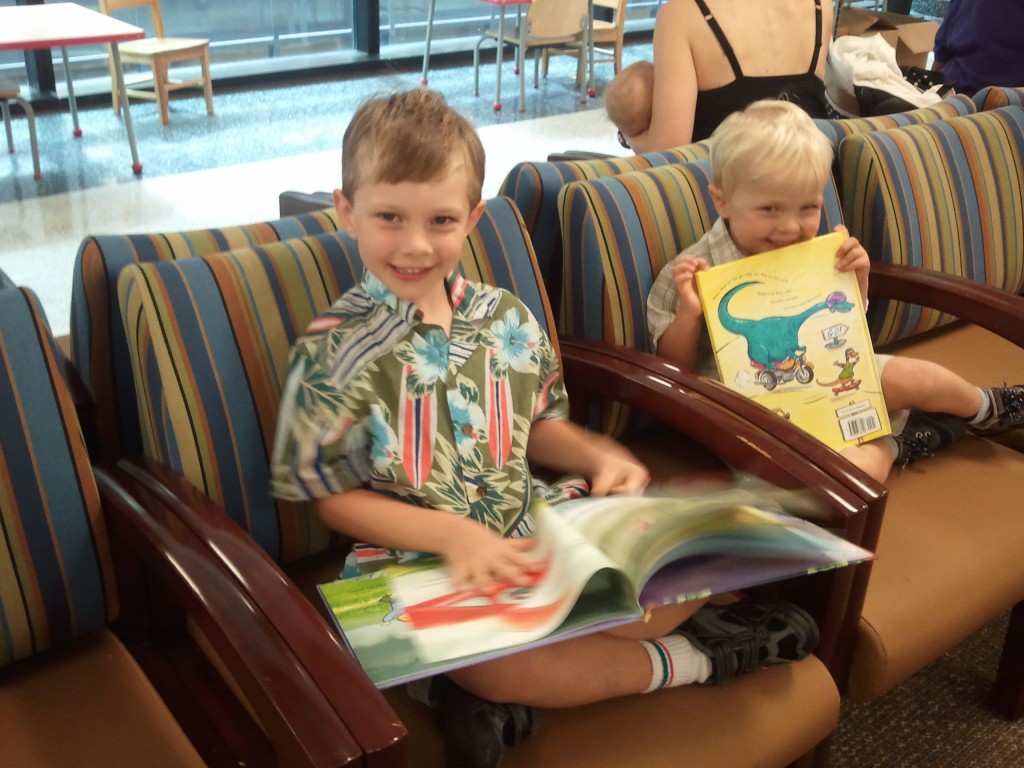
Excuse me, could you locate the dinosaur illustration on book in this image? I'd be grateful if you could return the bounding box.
[717,282,856,391]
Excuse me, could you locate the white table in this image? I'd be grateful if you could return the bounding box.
[0,3,146,174]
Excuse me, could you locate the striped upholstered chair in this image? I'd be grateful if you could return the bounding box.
[0,266,14,291]
[112,196,871,767]
[69,207,339,462]
[0,286,362,766]
[836,106,1024,716]
[496,143,711,318]
[811,93,978,157]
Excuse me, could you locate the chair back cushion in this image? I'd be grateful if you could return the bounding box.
[813,94,977,156]
[0,268,14,291]
[0,288,116,667]
[117,198,549,564]
[838,106,1024,346]
[497,143,711,313]
[71,209,339,461]
[972,86,1024,112]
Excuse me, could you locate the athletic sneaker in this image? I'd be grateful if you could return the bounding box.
[676,600,820,685]
[894,410,968,469]
[970,385,1024,435]
[437,677,538,768]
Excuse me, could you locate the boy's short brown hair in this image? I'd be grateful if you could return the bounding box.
[342,88,486,206]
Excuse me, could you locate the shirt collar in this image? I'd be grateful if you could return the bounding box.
[360,270,478,319]
[707,216,746,261]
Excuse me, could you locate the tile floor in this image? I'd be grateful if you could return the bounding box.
[1,52,646,336]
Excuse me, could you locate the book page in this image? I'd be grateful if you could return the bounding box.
[694,232,891,451]
[554,487,874,609]
[318,502,641,688]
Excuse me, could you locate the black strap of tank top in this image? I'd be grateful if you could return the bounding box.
[693,0,744,78]
[693,0,824,78]
[808,0,823,74]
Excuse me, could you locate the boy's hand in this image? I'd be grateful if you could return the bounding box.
[833,225,870,302]
[589,445,651,497]
[441,518,539,591]
[671,256,709,318]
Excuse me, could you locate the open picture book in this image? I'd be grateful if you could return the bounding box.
[318,483,873,688]
[694,231,891,451]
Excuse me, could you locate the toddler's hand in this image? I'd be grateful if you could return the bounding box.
[672,256,709,318]
[442,520,538,591]
[832,226,870,303]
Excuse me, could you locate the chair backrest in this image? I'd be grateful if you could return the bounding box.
[594,0,627,42]
[496,142,711,317]
[116,198,552,565]
[99,0,165,37]
[527,0,591,40]
[972,86,1024,112]
[70,208,338,462]
[0,267,14,291]
[812,94,978,157]
[838,106,1024,347]
[0,287,117,668]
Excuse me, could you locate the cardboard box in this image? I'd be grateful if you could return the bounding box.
[835,8,939,68]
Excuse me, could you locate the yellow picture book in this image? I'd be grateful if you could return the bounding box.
[694,232,890,451]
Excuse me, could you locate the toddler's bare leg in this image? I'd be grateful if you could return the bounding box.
[881,357,982,416]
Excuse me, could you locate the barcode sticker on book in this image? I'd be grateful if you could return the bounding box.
[836,401,883,442]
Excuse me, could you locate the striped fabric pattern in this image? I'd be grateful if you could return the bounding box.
[119,230,359,563]
[839,106,1024,346]
[71,208,340,461]
[813,94,978,156]
[973,86,1024,112]
[0,288,116,667]
[496,142,711,314]
[117,198,547,564]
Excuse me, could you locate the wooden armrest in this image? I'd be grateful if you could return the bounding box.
[560,337,885,539]
[101,461,407,768]
[870,262,1024,347]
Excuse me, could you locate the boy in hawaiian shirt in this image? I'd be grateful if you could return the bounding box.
[271,89,818,768]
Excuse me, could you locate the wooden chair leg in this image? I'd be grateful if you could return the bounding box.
[993,600,1024,720]
[154,59,170,125]
[107,46,121,116]
[201,50,214,116]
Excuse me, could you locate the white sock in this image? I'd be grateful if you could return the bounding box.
[882,434,900,461]
[968,387,994,426]
[641,634,712,692]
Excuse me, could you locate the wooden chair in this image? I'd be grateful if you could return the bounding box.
[0,285,366,768]
[473,0,591,111]
[0,74,40,180]
[543,0,627,89]
[107,197,872,766]
[98,0,214,126]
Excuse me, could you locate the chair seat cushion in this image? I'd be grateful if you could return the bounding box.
[0,630,205,767]
[848,323,1024,699]
[385,656,838,768]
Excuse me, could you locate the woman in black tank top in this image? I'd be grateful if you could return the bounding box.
[690,0,830,141]
[614,0,834,153]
